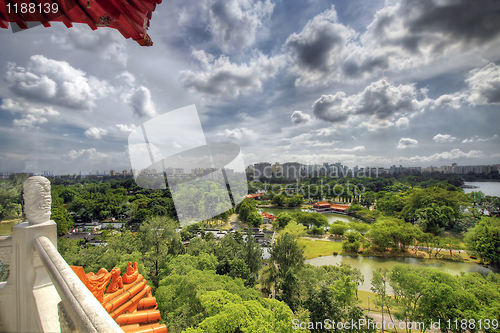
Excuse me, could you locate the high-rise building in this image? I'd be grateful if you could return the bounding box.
[272,163,283,177]
[246,165,255,178]
[283,162,301,180]
[254,162,272,180]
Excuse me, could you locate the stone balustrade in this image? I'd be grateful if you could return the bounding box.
[0,176,122,332]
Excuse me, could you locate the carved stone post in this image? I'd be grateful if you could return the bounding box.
[0,176,58,332]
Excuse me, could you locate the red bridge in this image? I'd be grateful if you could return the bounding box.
[0,0,162,46]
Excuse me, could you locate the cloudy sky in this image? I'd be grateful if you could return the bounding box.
[0,0,499,174]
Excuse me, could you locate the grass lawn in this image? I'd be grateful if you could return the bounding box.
[298,238,343,259]
[357,290,382,313]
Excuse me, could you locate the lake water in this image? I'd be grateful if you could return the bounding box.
[463,182,500,197]
[306,255,491,294]
[0,220,20,236]
[258,207,360,224]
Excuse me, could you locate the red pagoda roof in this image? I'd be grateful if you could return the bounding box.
[312,202,349,211]
[330,204,349,211]
[71,262,167,333]
[0,0,162,46]
[312,201,331,208]
[246,193,264,199]
[261,212,276,220]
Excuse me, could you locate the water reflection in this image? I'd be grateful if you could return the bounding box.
[306,255,491,294]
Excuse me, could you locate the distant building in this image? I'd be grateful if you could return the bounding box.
[254,162,272,180]
[224,168,235,178]
[312,201,349,214]
[272,163,283,177]
[283,162,301,180]
[261,212,276,224]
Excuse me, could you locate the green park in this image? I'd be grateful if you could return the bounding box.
[0,172,500,332]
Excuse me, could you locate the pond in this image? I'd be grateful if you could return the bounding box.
[463,182,500,197]
[0,219,20,236]
[306,255,491,294]
[257,207,360,224]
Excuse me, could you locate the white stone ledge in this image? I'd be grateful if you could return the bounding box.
[34,236,122,333]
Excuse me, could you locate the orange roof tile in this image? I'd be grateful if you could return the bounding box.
[261,212,276,220]
[71,262,167,333]
[312,201,331,208]
[245,193,264,198]
[330,204,349,210]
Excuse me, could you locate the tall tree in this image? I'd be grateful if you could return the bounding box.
[139,216,181,288]
[465,216,500,270]
[371,268,396,332]
[0,188,21,223]
[271,232,305,281]
[241,228,262,287]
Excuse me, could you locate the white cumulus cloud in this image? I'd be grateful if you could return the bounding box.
[116,124,137,133]
[180,50,286,103]
[400,149,484,163]
[125,86,157,118]
[217,127,254,140]
[5,55,112,110]
[433,134,457,143]
[84,127,108,139]
[313,79,431,126]
[397,137,418,149]
[291,111,311,125]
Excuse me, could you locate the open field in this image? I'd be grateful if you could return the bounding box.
[298,238,343,259]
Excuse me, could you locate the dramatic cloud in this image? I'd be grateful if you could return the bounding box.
[51,25,128,66]
[285,6,356,86]
[313,79,430,124]
[208,0,274,52]
[1,98,60,128]
[462,134,498,143]
[400,149,484,163]
[433,134,457,143]
[180,50,286,102]
[84,127,108,139]
[291,111,311,125]
[125,86,157,118]
[5,55,112,110]
[362,0,500,71]
[217,127,254,140]
[397,137,418,149]
[0,98,59,117]
[157,0,273,53]
[465,63,500,105]
[431,63,500,110]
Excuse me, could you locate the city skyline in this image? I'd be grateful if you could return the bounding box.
[2,161,498,179]
[1,0,499,174]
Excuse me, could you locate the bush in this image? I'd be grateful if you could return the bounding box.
[342,240,361,252]
[310,227,325,235]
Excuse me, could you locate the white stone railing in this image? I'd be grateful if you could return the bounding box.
[34,236,122,333]
[0,176,122,332]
